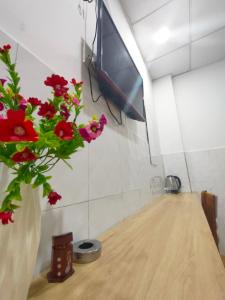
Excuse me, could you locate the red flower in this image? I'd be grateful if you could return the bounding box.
[54,120,74,140]
[64,93,69,101]
[0,110,38,142]
[0,211,14,225]
[12,147,37,163]
[0,79,6,86]
[38,102,56,119]
[4,44,11,51]
[0,102,4,111]
[44,74,68,97]
[60,104,70,120]
[48,191,62,205]
[0,44,11,53]
[71,78,83,86]
[28,97,41,106]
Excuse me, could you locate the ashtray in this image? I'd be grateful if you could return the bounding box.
[73,239,102,264]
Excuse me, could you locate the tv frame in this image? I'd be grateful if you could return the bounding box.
[96,0,146,122]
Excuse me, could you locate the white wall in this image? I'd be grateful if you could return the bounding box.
[173,60,225,254]
[153,76,183,155]
[174,60,225,152]
[0,0,164,274]
[153,60,225,254]
[152,76,191,192]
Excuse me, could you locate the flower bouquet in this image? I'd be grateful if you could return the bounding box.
[0,44,107,225]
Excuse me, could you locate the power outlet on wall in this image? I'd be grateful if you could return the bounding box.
[150,176,164,195]
[82,39,97,79]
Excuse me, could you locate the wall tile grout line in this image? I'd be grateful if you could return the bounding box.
[88,144,90,239]
[172,57,225,79]
[41,187,146,213]
[188,0,192,71]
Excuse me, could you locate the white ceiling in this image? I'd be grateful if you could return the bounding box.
[120,0,225,79]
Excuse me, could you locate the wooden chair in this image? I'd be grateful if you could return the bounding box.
[201,191,218,248]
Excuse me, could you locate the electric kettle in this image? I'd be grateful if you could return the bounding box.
[164,175,181,193]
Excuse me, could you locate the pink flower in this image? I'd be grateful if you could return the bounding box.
[79,127,92,143]
[19,98,27,111]
[48,191,62,205]
[72,97,80,106]
[0,211,14,225]
[89,121,102,139]
[0,79,6,86]
[100,114,107,129]
[79,115,107,143]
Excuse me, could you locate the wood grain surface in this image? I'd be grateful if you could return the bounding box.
[28,193,225,300]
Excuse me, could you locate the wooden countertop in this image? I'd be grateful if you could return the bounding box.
[28,193,225,300]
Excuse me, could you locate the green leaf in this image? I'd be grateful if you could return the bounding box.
[25,103,33,115]
[16,143,27,152]
[33,173,47,188]
[6,177,20,192]
[1,183,22,210]
[0,154,14,167]
[43,182,52,197]
[37,165,49,172]
[11,204,20,210]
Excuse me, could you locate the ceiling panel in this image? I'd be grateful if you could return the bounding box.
[120,0,225,79]
[191,27,225,69]
[133,0,189,62]
[120,0,172,24]
[148,46,190,79]
[191,0,225,41]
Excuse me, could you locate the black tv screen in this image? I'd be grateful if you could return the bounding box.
[96,0,146,122]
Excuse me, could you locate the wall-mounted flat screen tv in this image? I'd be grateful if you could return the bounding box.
[96,0,146,122]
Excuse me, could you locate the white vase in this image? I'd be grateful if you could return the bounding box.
[0,165,41,300]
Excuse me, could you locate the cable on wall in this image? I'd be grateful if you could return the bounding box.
[144,105,158,167]
[105,98,123,125]
[173,87,193,192]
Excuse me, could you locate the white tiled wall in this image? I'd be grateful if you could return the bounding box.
[0,30,165,275]
[186,148,225,254]
[163,152,191,192]
[162,148,225,254]
[35,202,89,274]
